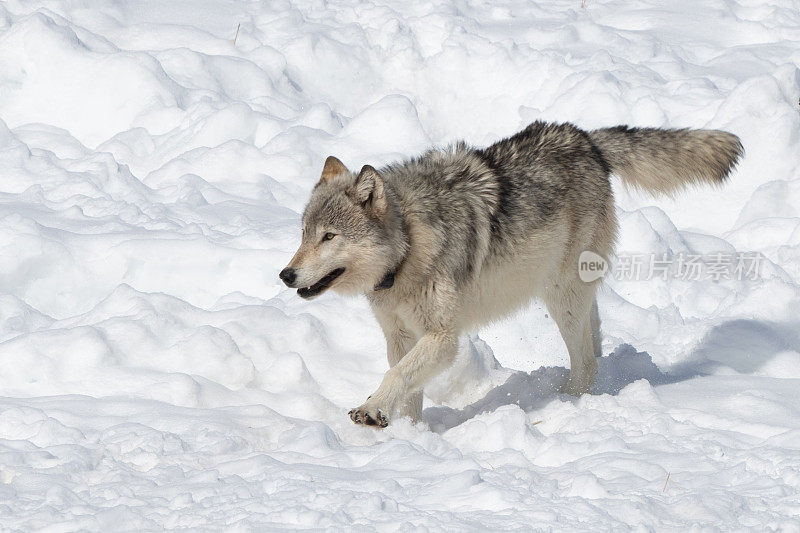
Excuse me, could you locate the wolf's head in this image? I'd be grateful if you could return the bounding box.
[279,156,406,300]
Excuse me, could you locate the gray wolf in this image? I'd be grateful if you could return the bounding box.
[279,121,743,428]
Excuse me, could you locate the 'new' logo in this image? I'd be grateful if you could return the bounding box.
[578,251,608,282]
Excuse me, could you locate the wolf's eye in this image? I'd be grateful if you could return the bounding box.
[322,232,336,242]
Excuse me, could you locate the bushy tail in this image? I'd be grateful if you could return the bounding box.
[589,126,743,195]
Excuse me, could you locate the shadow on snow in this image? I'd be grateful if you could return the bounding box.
[424,319,800,432]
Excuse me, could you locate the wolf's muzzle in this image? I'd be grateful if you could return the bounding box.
[279,267,297,287]
[297,268,345,299]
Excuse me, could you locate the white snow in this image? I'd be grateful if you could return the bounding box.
[1,0,799,530]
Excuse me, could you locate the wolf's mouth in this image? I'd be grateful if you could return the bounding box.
[297,268,345,299]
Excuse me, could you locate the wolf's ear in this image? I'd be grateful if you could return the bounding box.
[351,165,387,215]
[319,156,349,183]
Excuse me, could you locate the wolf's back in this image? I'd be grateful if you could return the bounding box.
[589,126,743,195]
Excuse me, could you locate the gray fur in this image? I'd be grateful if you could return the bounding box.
[590,126,744,195]
[281,120,743,428]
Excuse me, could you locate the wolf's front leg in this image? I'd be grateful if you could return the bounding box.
[385,326,423,422]
[349,330,458,428]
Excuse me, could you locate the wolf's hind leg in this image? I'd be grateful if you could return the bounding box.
[546,281,599,396]
[590,297,602,358]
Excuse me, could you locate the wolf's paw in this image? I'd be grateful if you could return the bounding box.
[349,405,388,428]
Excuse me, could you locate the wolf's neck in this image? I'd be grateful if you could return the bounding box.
[373,177,409,291]
[374,268,397,291]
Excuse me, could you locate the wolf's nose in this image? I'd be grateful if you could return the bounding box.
[279,267,296,286]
